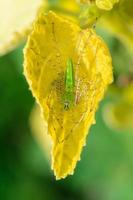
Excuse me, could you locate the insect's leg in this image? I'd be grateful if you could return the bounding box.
[74,30,94,104]
[75,79,81,105]
[75,40,99,105]
[74,30,93,75]
[46,76,66,143]
[46,91,63,143]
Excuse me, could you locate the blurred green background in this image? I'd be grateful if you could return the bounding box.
[0,19,133,200]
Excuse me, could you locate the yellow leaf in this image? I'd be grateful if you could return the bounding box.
[24,11,113,179]
[0,0,44,56]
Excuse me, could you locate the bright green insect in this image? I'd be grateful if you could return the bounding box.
[64,57,75,110]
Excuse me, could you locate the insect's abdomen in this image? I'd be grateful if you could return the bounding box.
[64,58,75,109]
[65,58,75,91]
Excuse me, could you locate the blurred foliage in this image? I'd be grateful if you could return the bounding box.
[0,0,43,56]
[0,30,133,199]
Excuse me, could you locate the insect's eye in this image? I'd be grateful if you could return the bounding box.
[64,102,69,110]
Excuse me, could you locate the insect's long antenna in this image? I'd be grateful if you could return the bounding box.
[75,30,93,71]
[51,22,63,62]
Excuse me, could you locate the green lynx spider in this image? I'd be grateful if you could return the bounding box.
[64,57,75,110]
